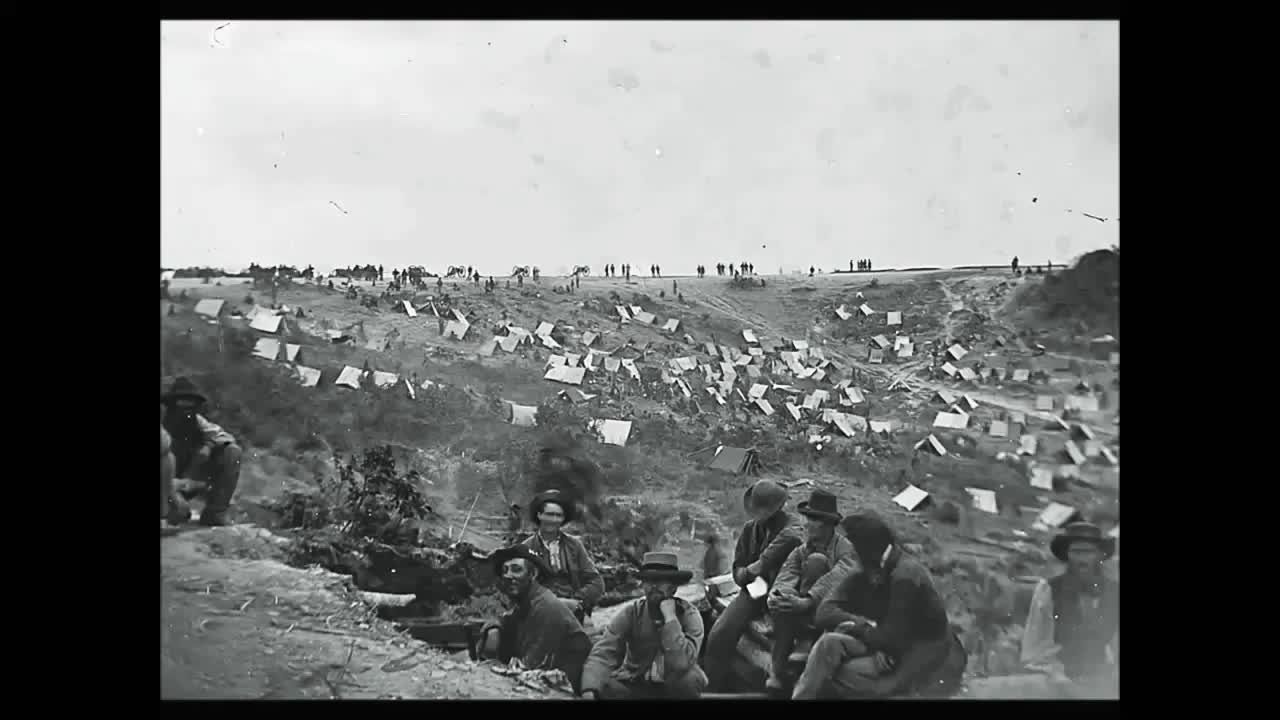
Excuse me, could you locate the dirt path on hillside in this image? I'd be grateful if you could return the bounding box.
[161,526,553,700]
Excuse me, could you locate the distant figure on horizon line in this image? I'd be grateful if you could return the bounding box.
[1012,256,1019,273]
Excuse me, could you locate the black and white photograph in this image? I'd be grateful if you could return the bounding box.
[161,19,1119,700]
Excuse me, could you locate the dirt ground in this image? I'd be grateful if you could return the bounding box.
[161,525,562,699]
[162,267,1118,698]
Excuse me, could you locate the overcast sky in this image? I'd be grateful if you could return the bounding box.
[161,20,1119,275]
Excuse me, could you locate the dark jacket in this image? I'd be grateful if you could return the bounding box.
[522,530,605,609]
[731,509,805,586]
[815,546,963,696]
[498,584,590,693]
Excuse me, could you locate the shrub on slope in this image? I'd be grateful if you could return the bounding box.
[1012,248,1119,338]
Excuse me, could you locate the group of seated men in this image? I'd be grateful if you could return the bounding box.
[479,482,1119,699]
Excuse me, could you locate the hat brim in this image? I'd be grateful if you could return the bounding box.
[490,546,551,578]
[1050,535,1116,563]
[797,502,842,523]
[529,495,577,524]
[636,569,693,584]
[161,391,207,405]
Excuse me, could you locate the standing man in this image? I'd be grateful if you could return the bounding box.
[505,503,524,542]
[1020,522,1119,697]
[521,489,605,622]
[701,532,726,580]
[702,480,804,691]
[793,513,964,699]
[1012,256,1020,273]
[160,378,242,527]
[480,545,590,693]
[765,489,856,691]
[580,552,708,699]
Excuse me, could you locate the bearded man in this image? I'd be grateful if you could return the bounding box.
[580,552,707,699]
[160,378,242,527]
[1020,522,1119,697]
[480,545,590,693]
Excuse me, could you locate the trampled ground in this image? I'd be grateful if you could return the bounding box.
[161,266,1118,698]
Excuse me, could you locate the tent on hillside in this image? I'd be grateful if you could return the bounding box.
[701,446,761,475]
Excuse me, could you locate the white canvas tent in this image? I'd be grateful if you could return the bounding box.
[893,484,930,511]
[295,365,322,388]
[510,404,538,427]
[544,366,586,386]
[592,419,633,446]
[194,298,226,319]
[335,365,364,389]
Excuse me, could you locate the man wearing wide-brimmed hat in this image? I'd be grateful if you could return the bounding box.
[580,552,708,699]
[520,489,604,623]
[702,479,804,692]
[480,544,590,694]
[794,512,965,699]
[1020,521,1118,695]
[161,377,243,528]
[765,489,857,692]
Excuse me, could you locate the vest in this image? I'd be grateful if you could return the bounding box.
[1048,573,1119,679]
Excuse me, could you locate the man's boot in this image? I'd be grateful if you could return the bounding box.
[166,494,192,525]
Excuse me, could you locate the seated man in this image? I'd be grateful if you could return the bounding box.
[161,378,243,527]
[580,552,707,699]
[765,489,856,691]
[793,513,965,699]
[702,479,804,692]
[520,490,605,623]
[162,410,180,531]
[1020,522,1119,698]
[480,545,590,694]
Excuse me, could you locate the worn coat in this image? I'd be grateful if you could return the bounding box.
[581,597,704,692]
[521,531,605,609]
[773,533,857,605]
[164,414,237,478]
[1021,573,1119,680]
[815,547,962,696]
[499,584,590,692]
[731,509,805,586]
